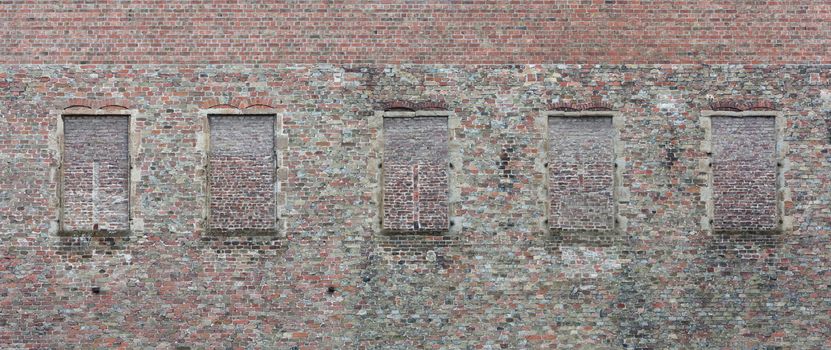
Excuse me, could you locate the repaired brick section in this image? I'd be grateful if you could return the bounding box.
[208,116,276,233]
[712,117,778,232]
[61,116,129,233]
[383,117,449,232]
[549,117,615,232]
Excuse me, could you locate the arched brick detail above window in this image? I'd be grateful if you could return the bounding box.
[63,98,94,110]
[200,98,278,110]
[549,101,615,112]
[381,100,448,112]
[64,98,131,111]
[709,99,776,112]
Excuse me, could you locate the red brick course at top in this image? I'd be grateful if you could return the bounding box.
[2,0,829,64]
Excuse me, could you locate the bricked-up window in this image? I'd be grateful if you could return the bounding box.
[208,115,278,235]
[61,116,130,234]
[711,116,778,232]
[548,116,616,233]
[383,116,449,233]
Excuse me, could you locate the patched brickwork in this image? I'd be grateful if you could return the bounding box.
[208,115,276,233]
[383,116,448,232]
[61,116,130,233]
[712,116,778,232]
[1,65,830,349]
[549,117,615,232]
[1,2,831,348]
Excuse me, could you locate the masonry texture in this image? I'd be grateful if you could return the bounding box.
[549,117,615,232]
[712,117,779,232]
[383,116,449,232]
[2,2,831,349]
[61,116,130,233]
[208,115,276,233]
[2,1,830,64]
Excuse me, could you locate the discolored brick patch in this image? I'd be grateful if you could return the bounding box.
[711,116,778,232]
[548,116,615,232]
[208,115,277,234]
[61,116,130,234]
[382,116,449,232]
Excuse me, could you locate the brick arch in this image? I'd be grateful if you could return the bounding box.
[63,104,93,110]
[201,98,278,110]
[204,103,238,109]
[549,101,615,112]
[63,98,95,110]
[241,98,278,110]
[64,98,132,111]
[418,101,448,111]
[382,100,447,111]
[98,98,131,110]
[709,99,776,112]
[242,104,271,110]
[382,100,417,111]
[98,105,129,111]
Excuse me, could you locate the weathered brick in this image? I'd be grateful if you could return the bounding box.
[208,115,276,233]
[61,116,129,233]
[0,64,828,349]
[549,117,615,232]
[383,116,449,232]
[712,116,778,232]
[0,1,828,64]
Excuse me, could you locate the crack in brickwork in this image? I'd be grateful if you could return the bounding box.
[61,116,129,232]
[712,116,778,231]
[383,117,448,232]
[549,117,615,232]
[208,116,276,232]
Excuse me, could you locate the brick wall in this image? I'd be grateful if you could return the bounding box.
[2,2,830,347]
[383,116,449,232]
[549,116,615,232]
[208,115,276,233]
[0,65,829,348]
[712,116,779,232]
[1,1,829,64]
[61,116,129,233]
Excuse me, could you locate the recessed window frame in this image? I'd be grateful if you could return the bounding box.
[53,109,139,237]
[543,110,625,236]
[700,110,790,235]
[371,109,461,236]
[202,108,286,237]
